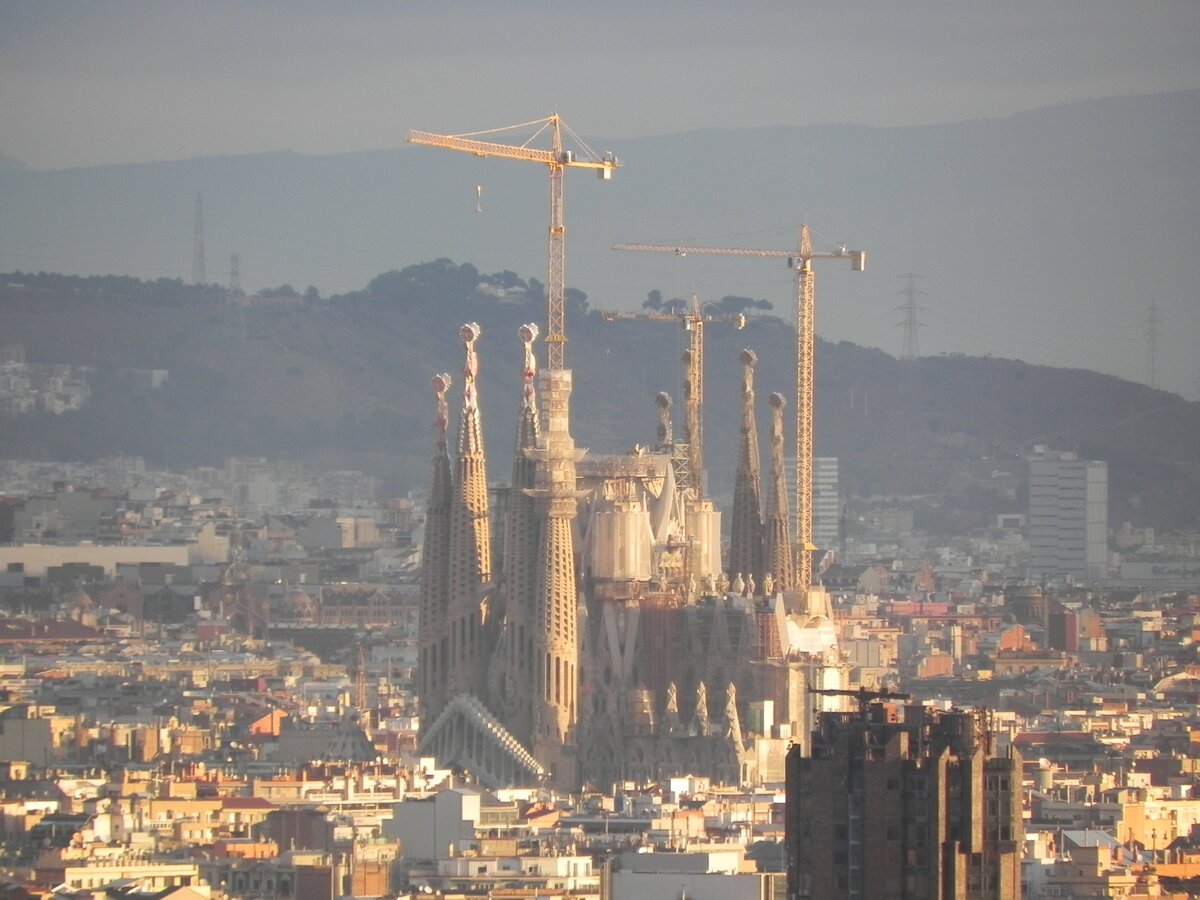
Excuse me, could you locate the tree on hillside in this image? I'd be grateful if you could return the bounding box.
[716,295,773,313]
[565,287,589,315]
[642,291,688,313]
[368,259,482,307]
[483,270,527,291]
[521,277,587,313]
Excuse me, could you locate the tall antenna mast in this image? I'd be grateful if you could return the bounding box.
[192,193,207,286]
[894,273,927,360]
[228,253,241,295]
[1145,300,1161,389]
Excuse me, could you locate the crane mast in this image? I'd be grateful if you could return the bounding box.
[408,115,618,371]
[795,227,817,596]
[685,316,704,496]
[614,227,864,598]
[602,296,746,496]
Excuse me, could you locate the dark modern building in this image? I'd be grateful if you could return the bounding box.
[786,704,1022,899]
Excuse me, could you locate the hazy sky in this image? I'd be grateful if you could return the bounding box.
[3,1,1199,170]
[2,2,1198,397]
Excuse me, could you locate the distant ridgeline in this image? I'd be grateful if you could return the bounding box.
[1,265,1198,530]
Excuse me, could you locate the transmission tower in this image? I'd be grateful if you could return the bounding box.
[894,273,927,360]
[192,193,207,286]
[228,253,241,294]
[1145,300,1161,389]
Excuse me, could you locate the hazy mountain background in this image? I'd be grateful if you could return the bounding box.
[1,91,1198,533]
[1,265,1197,535]
[2,91,1198,393]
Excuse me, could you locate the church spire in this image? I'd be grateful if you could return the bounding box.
[498,324,542,744]
[418,373,454,732]
[526,360,585,788]
[729,349,764,590]
[655,391,673,450]
[763,391,795,594]
[446,323,492,700]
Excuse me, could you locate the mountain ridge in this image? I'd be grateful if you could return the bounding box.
[8,89,1194,172]
[4,90,1197,392]
[1,265,1196,533]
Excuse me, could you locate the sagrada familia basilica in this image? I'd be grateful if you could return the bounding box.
[417,322,846,790]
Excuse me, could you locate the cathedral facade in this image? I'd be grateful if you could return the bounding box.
[417,322,845,790]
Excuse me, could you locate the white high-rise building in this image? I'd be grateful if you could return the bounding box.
[785,455,841,560]
[1027,448,1108,582]
[813,457,841,558]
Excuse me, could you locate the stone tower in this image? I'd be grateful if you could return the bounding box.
[729,349,764,590]
[445,323,492,702]
[763,391,795,594]
[418,373,454,732]
[681,348,702,494]
[526,366,585,787]
[497,324,543,745]
[655,391,673,449]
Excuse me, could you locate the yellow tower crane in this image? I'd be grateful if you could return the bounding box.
[601,295,746,496]
[614,226,865,596]
[408,115,619,371]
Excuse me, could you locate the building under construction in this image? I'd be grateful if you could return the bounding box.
[416,321,846,790]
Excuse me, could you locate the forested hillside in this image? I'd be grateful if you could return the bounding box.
[2,265,1198,531]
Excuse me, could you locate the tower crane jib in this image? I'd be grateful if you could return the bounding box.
[613,228,865,598]
[601,295,746,497]
[408,115,619,371]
